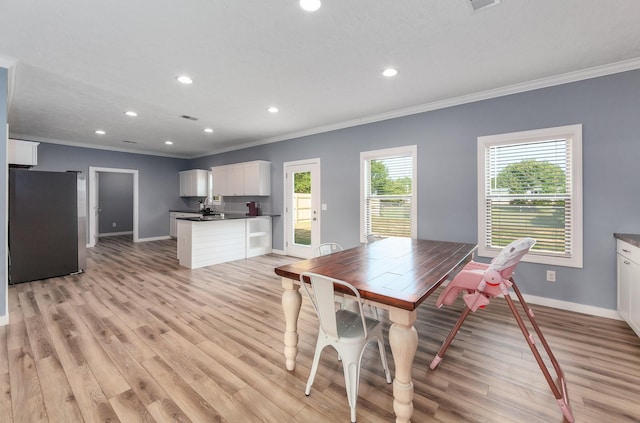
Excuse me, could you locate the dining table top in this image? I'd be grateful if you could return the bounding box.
[274,237,477,311]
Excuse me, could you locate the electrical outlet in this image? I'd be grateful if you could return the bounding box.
[546,270,556,282]
[112,222,117,228]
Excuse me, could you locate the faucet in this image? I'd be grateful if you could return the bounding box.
[201,197,219,215]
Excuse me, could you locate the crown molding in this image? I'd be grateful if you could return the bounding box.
[7,56,640,160]
[195,57,640,158]
[8,133,191,160]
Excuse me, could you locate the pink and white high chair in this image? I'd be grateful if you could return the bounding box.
[430,238,574,422]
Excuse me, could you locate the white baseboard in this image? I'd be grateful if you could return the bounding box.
[440,279,620,320]
[203,247,622,320]
[521,294,621,320]
[136,235,172,242]
[0,314,8,327]
[98,231,133,237]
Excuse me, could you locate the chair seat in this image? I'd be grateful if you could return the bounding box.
[336,309,381,339]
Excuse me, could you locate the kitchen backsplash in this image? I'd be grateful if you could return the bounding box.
[221,196,271,214]
[180,196,271,214]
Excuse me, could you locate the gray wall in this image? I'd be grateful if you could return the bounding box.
[190,69,640,310]
[1,67,7,320]
[98,172,133,234]
[3,68,638,316]
[34,143,187,239]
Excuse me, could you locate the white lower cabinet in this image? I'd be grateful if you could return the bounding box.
[630,265,640,336]
[177,219,246,268]
[170,212,201,237]
[617,239,640,337]
[246,217,272,257]
[176,217,272,268]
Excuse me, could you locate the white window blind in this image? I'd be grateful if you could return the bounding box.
[478,125,583,268]
[361,146,417,242]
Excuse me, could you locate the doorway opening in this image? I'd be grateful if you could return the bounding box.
[88,167,139,247]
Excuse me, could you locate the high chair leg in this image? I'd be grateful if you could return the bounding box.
[430,306,472,370]
[503,282,574,423]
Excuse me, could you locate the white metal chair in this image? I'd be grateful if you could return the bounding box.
[316,242,348,313]
[316,243,379,320]
[430,238,574,422]
[366,233,386,244]
[315,242,344,257]
[300,272,392,423]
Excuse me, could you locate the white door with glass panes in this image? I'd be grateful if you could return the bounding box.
[284,159,320,258]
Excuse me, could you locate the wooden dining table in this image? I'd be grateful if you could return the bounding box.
[274,237,477,423]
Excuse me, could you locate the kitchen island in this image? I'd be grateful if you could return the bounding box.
[176,215,272,269]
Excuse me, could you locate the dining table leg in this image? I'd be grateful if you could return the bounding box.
[281,277,302,371]
[389,308,418,423]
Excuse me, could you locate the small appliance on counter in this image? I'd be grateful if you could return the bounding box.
[202,207,217,216]
[246,201,261,216]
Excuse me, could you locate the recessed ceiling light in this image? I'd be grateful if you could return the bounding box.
[165,140,173,145]
[177,75,193,84]
[382,68,398,77]
[125,111,138,117]
[95,129,106,135]
[204,128,214,133]
[267,106,279,113]
[299,0,321,12]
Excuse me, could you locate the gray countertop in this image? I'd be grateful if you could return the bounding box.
[176,214,280,222]
[614,233,640,248]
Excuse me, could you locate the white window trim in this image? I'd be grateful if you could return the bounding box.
[360,145,418,243]
[477,124,583,268]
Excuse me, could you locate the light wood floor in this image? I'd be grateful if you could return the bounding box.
[2,236,639,422]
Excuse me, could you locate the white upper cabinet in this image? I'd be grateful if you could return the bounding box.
[227,165,245,196]
[243,161,270,195]
[210,166,228,197]
[8,139,39,166]
[211,161,270,196]
[179,169,208,197]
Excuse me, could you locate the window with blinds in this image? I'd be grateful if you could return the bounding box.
[360,146,417,242]
[478,125,583,268]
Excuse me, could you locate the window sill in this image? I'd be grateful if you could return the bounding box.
[478,246,583,268]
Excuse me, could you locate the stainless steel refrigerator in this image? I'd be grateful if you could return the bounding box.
[9,168,86,284]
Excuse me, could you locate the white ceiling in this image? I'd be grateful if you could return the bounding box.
[2,0,640,159]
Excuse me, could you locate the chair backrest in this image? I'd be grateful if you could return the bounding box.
[300,272,367,339]
[488,237,536,279]
[366,234,386,244]
[315,243,344,257]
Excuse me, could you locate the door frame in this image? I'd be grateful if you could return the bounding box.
[88,166,139,247]
[283,158,321,258]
